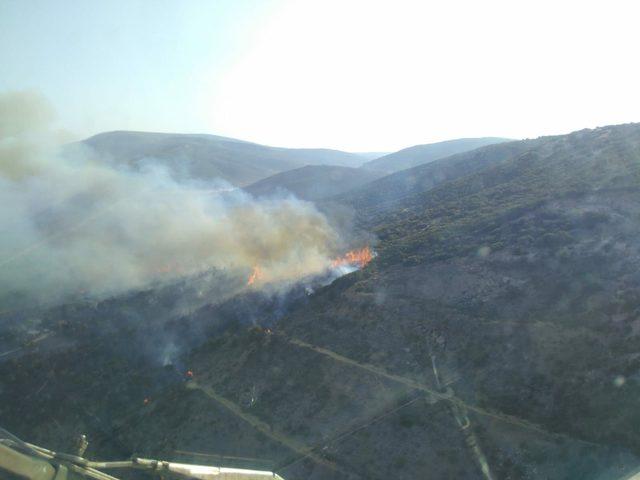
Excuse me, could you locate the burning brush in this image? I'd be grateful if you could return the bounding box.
[247,265,264,286]
[330,246,374,269]
[246,246,375,287]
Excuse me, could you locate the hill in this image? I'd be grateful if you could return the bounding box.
[82,131,367,186]
[179,123,640,477]
[332,138,543,223]
[276,123,640,474]
[354,152,388,161]
[362,137,511,173]
[194,123,640,478]
[244,165,385,201]
[4,123,640,480]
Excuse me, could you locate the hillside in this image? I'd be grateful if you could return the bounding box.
[82,131,367,186]
[354,152,388,161]
[244,165,385,201]
[361,137,511,173]
[3,124,640,480]
[332,138,544,223]
[188,124,640,478]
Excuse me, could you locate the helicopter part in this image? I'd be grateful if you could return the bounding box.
[0,427,285,480]
[75,435,89,458]
[0,442,58,480]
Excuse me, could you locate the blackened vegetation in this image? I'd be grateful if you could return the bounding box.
[0,271,312,461]
[3,124,640,479]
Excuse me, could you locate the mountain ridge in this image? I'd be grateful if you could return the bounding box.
[81,130,369,186]
[361,137,512,173]
[244,165,385,201]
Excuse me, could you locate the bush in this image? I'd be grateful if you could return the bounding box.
[537,231,574,248]
[581,210,610,228]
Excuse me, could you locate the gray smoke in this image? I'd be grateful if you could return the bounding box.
[0,91,341,309]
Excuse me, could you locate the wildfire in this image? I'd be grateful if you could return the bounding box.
[331,246,374,269]
[245,247,373,286]
[155,262,185,276]
[247,265,264,286]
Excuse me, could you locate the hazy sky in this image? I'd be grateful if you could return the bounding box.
[1,0,639,151]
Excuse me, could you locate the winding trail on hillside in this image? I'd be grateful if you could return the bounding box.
[185,381,348,475]
[282,334,602,446]
[183,332,604,479]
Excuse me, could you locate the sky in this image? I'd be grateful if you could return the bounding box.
[1,0,639,152]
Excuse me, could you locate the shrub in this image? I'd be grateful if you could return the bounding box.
[537,231,574,248]
[581,210,610,228]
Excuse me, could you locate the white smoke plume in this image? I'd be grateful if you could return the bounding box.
[0,91,341,309]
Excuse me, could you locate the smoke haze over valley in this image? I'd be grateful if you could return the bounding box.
[0,92,350,309]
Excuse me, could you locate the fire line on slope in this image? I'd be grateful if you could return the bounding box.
[246,247,374,286]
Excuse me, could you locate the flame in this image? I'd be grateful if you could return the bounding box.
[247,265,264,286]
[245,247,373,287]
[331,247,374,269]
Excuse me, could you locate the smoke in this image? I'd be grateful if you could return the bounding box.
[0,91,341,309]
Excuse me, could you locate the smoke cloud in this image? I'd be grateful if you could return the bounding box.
[0,91,341,309]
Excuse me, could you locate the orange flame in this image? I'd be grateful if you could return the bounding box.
[246,247,372,286]
[331,247,373,269]
[247,265,264,286]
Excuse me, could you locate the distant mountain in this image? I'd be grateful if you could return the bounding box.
[244,165,384,201]
[362,137,512,173]
[81,131,367,186]
[355,151,389,161]
[334,139,535,222]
